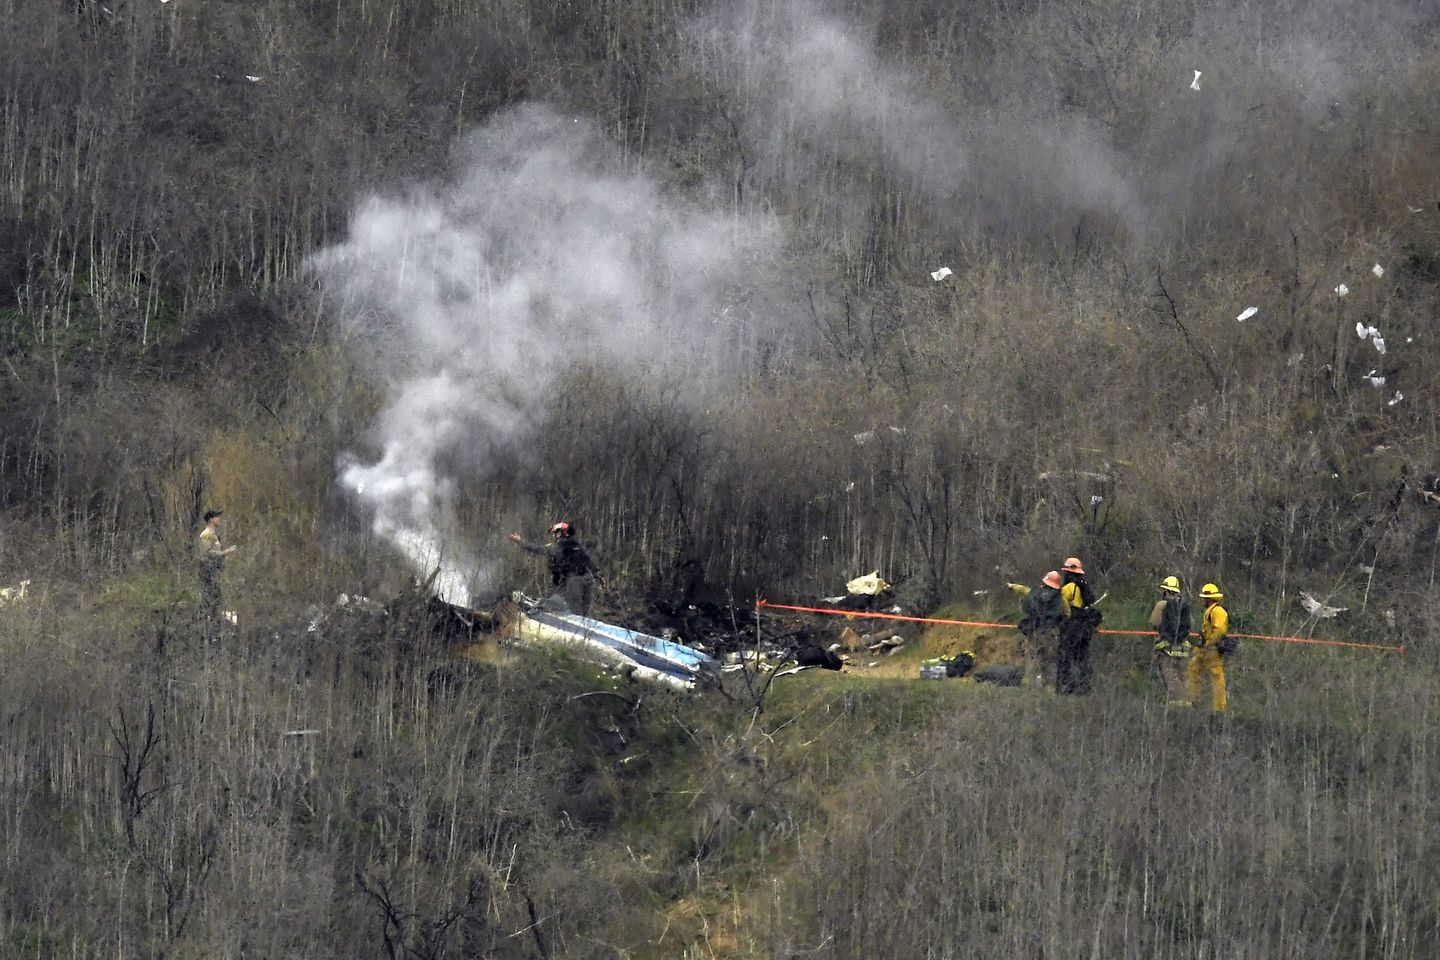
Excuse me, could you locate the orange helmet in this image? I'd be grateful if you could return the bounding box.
[1042,570,1062,589]
[549,521,573,537]
[1062,557,1085,574]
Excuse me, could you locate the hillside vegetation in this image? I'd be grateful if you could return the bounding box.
[1,0,1438,956]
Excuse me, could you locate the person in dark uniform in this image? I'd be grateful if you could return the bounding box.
[507,521,602,614]
[1056,557,1101,695]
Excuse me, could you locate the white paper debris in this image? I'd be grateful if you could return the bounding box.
[245,75,262,83]
[1364,370,1386,388]
[853,431,874,445]
[1286,351,1304,367]
[1190,70,1202,91]
[1236,306,1258,322]
[1334,283,1349,297]
[1372,336,1386,354]
[1387,391,1404,406]
[930,266,953,282]
[1090,494,1105,505]
[1409,206,1423,214]
[1299,591,1347,618]
[1356,322,1376,339]
[1372,263,1385,278]
[844,481,855,492]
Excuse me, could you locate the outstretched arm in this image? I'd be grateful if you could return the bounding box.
[507,533,547,556]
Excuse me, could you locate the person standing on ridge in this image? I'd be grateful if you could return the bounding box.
[197,509,237,639]
[1150,575,1191,704]
[1009,570,1066,690]
[1188,582,1231,713]
[1057,557,1100,695]
[507,521,602,614]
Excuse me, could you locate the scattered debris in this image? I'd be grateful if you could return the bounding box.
[1372,263,1385,278]
[1364,370,1386,387]
[223,610,239,625]
[867,635,905,652]
[282,729,321,737]
[1356,322,1380,340]
[1299,591,1348,618]
[1090,494,1105,505]
[245,75,262,83]
[1358,564,1375,575]
[853,431,874,445]
[930,266,953,282]
[1190,70,1202,91]
[1287,351,1305,367]
[846,571,891,596]
[1388,391,1404,406]
[1335,283,1349,297]
[0,579,31,609]
[1383,609,1396,628]
[1236,306,1258,322]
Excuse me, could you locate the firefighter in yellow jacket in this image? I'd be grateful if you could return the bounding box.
[1187,582,1232,712]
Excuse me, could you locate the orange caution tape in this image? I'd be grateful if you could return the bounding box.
[755,600,1404,654]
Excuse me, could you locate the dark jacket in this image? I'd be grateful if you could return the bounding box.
[1022,584,1065,629]
[521,537,600,585]
[1155,595,1191,649]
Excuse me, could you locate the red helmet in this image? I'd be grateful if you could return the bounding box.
[1062,557,1085,574]
[1042,570,1062,589]
[549,521,573,537]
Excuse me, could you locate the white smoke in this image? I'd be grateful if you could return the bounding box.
[312,104,777,606]
[695,0,1158,243]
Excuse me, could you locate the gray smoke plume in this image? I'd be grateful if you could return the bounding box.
[695,0,1151,243]
[311,104,777,606]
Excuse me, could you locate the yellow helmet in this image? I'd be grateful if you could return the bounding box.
[1199,583,1224,600]
[1160,575,1180,593]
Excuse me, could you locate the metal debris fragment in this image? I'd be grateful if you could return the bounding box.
[930,266,953,282]
[1236,306,1257,322]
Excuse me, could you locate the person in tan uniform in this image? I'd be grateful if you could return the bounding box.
[1150,575,1191,704]
[197,509,236,637]
[1188,582,1231,712]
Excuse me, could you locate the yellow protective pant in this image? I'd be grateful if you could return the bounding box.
[1187,646,1227,712]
